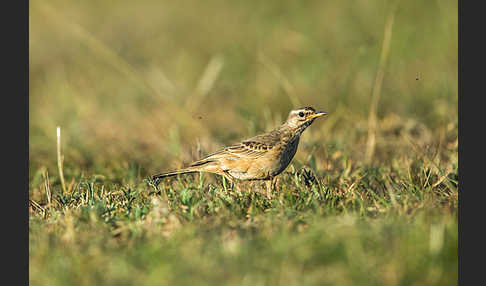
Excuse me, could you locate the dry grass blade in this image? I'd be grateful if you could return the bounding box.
[29,199,45,214]
[57,127,67,194]
[258,52,301,108]
[33,2,159,98]
[42,170,52,206]
[365,0,401,164]
[187,55,225,111]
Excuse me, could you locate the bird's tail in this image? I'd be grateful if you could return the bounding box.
[151,167,200,185]
[152,158,219,185]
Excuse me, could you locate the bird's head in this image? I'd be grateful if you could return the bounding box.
[285,106,327,131]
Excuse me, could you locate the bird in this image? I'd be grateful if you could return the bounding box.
[152,106,327,198]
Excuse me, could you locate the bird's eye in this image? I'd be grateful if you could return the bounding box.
[298,112,304,118]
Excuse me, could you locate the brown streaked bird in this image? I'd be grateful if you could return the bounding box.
[152,107,327,198]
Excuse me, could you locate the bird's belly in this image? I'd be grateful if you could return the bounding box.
[229,150,298,180]
[227,157,273,180]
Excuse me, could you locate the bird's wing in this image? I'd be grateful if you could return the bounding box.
[189,129,281,167]
[223,129,281,157]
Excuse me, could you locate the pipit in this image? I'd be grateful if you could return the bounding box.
[152,106,327,198]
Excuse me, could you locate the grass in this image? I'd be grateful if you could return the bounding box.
[29,148,458,285]
[29,159,457,286]
[29,0,457,285]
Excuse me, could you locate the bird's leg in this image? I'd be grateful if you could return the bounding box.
[235,182,244,197]
[219,172,229,192]
[265,178,273,200]
[273,176,284,205]
[273,176,280,190]
[229,177,244,197]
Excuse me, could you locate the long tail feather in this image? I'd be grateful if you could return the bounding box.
[152,168,199,185]
[152,159,220,185]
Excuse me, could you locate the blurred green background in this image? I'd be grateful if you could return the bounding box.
[29,1,457,285]
[29,0,457,179]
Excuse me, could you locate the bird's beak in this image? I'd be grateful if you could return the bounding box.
[307,112,327,119]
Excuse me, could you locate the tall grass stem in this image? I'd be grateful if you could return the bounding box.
[57,127,67,194]
[365,0,401,164]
